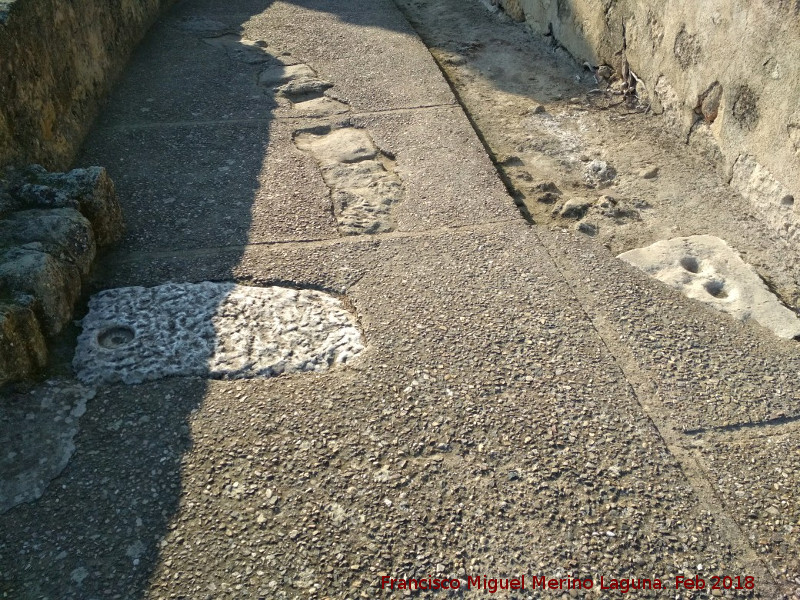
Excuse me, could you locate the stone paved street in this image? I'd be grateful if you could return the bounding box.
[1,0,799,598]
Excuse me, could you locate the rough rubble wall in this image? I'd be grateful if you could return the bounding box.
[0,0,173,170]
[507,0,800,245]
[0,166,123,385]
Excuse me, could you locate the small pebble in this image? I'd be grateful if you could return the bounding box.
[639,166,659,179]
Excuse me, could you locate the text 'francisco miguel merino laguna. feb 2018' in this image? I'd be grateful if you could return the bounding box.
[380,574,756,593]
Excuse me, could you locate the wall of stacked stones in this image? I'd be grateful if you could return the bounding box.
[0,0,172,384]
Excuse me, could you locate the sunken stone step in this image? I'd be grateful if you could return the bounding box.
[0,243,83,337]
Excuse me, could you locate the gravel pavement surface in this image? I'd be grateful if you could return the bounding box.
[1,0,799,599]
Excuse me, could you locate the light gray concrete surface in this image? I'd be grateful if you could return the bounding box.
[1,0,799,599]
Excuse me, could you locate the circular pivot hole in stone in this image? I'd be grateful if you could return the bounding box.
[679,256,699,273]
[97,325,136,349]
[704,280,728,299]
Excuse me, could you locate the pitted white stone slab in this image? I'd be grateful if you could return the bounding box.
[73,282,365,385]
[619,235,800,339]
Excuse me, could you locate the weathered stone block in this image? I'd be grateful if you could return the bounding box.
[498,0,525,21]
[0,165,122,383]
[0,244,81,337]
[7,166,123,246]
[619,235,800,339]
[0,208,96,275]
[0,301,47,386]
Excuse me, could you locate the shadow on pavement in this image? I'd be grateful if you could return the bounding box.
[0,0,410,597]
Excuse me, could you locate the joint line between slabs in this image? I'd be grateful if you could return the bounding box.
[93,104,459,132]
[529,226,780,592]
[102,218,523,265]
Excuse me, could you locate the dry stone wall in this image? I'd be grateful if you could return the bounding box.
[0,166,122,385]
[503,0,800,245]
[0,0,173,170]
[0,0,171,383]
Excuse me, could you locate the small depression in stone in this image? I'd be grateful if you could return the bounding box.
[704,279,728,299]
[97,325,135,349]
[679,256,699,273]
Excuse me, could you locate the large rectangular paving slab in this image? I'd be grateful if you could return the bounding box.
[79,119,339,252]
[239,1,457,113]
[0,226,770,598]
[90,17,275,128]
[349,108,519,230]
[93,0,454,129]
[188,0,454,94]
